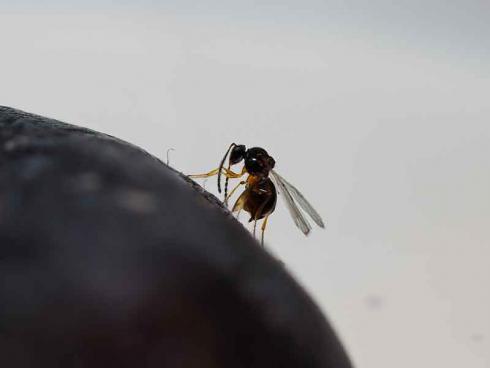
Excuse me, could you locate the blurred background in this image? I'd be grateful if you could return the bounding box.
[1,1,489,366]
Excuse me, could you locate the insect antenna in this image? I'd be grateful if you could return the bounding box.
[224,173,231,205]
[217,143,236,194]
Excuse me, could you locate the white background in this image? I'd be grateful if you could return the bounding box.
[1,2,489,367]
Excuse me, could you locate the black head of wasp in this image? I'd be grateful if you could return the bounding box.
[189,143,325,245]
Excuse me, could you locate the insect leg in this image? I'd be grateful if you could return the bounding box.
[224,167,248,201]
[225,180,246,207]
[224,166,247,179]
[188,168,220,179]
[231,188,248,213]
[260,214,270,247]
[253,198,271,244]
[189,167,241,179]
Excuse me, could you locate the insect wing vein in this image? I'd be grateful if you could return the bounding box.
[272,170,325,228]
[271,170,312,235]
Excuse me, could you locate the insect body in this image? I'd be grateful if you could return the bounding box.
[189,143,324,245]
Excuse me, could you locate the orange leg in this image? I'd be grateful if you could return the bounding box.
[188,167,243,179]
[224,166,247,200]
[231,189,248,213]
[225,180,246,207]
[223,167,245,179]
[260,214,270,247]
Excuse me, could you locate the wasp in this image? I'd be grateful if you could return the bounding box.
[189,143,325,245]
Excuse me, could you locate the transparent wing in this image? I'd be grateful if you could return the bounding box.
[270,170,312,235]
[272,170,325,228]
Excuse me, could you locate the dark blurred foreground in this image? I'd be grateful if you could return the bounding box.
[0,106,352,367]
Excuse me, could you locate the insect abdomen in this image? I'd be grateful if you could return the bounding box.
[244,178,277,221]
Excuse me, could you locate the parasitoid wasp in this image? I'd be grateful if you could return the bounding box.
[189,143,325,245]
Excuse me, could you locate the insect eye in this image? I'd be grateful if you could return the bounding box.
[245,158,261,174]
[230,145,246,165]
